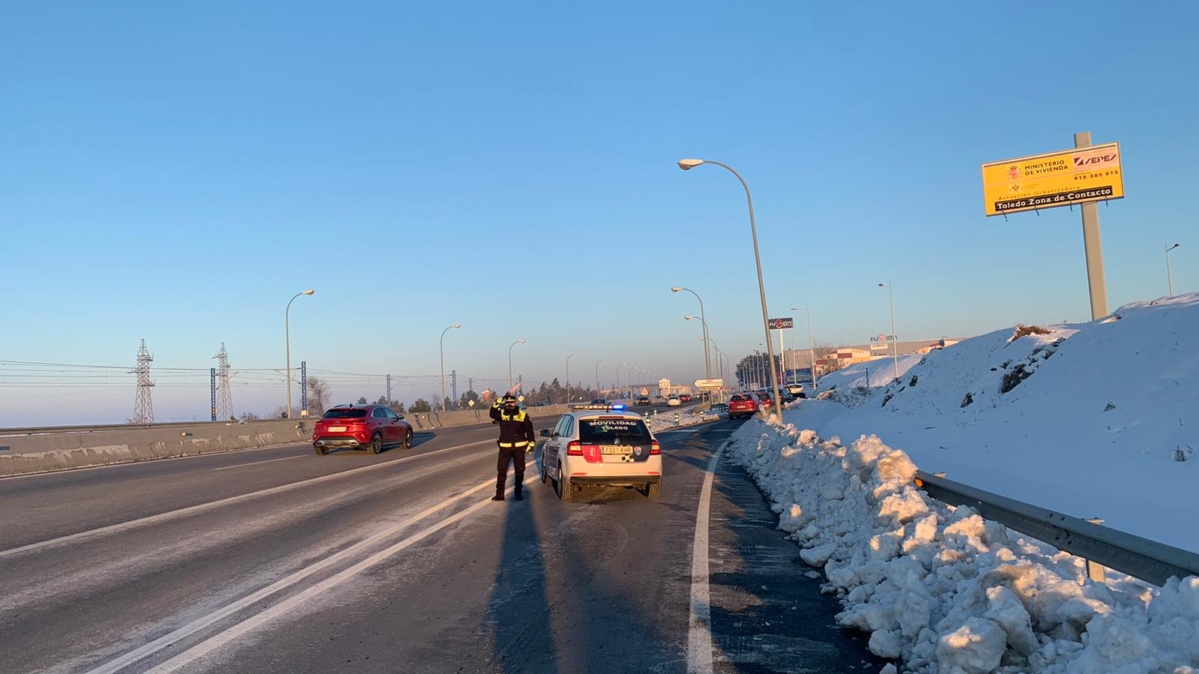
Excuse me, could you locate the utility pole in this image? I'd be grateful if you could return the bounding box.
[300,361,308,416]
[386,374,393,406]
[1075,131,1109,319]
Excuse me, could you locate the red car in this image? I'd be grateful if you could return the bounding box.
[313,404,413,456]
[679,393,692,403]
[727,393,759,420]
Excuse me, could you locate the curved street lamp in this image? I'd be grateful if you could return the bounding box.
[879,281,898,381]
[565,351,580,404]
[440,324,461,411]
[615,362,627,400]
[594,358,607,399]
[1166,243,1180,296]
[285,289,315,418]
[672,286,711,381]
[508,339,526,391]
[679,158,782,418]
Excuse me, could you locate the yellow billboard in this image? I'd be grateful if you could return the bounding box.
[981,142,1124,216]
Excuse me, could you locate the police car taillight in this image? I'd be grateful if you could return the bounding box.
[650,441,661,455]
[567,440,583,456]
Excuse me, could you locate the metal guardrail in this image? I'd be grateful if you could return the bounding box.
[0,418,298,437]
[915,470,1199,587]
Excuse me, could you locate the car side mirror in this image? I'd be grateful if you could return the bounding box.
[539,429,550,437]
[396,414,405,420]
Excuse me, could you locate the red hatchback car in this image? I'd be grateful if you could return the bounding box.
[313,404,413,456]
[727,393,759,420]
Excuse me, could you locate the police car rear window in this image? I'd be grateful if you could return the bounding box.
[578,418,652,445]
[322,409,369,419]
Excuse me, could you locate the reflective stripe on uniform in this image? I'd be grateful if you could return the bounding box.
[499,441,531,448]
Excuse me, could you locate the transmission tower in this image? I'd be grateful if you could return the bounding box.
[213,342,234,420]
[131,339,155,424]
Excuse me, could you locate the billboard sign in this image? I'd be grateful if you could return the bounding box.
[785,368,813,384]
[769,317,794,330]
[694,379,724,389]
[981,142,1124,217]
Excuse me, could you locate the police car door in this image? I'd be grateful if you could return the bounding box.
[543,415,569,480]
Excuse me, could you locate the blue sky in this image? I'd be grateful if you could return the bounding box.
[1,0,1195,424]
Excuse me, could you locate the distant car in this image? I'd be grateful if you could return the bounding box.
[539,404,662,500]
[666,395,681,407]
[727,393,759,420]
[679,393,692,403]
[313,404,413,456]
[591,398,608,405]
[785,383,808,399]
[635,395,652,406]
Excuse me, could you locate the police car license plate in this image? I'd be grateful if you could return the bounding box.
[329,426,347,432]
[601,446,633,455]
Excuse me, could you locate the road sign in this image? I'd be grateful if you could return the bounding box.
[784,368,813,384]
[981,142,1124,217]
[694,379,724,389]
[768,317,793,330]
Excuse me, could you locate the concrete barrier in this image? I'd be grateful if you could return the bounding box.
[0,404,578,477]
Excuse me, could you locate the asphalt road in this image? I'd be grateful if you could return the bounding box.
[0,415,884,674]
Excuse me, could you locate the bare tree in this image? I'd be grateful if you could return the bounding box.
[307,376,331,416]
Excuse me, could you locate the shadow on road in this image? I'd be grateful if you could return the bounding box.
[483,446,686,673]
[705,451,889,673]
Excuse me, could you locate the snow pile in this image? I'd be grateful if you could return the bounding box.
[726,422,1199,673]
[819,353,925,390]
[796,293,1199,553]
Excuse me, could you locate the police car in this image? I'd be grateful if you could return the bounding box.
[538,403,662,501]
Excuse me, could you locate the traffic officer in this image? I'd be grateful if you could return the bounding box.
[489,393,536,501]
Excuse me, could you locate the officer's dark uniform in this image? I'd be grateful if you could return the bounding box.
[489,395,536,501]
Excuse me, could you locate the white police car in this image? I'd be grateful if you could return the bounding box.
[538,404,662,501]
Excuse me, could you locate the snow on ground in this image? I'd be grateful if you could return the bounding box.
[720,293,1199,673]
[818,353,925,390]
[727,425,1199,673]
[807,293,1199,554]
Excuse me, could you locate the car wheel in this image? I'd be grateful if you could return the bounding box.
[369,432,383,455]
[647,479,662,499]
[403,429,413,449]
[313,444,327,456]
[540,455,550,485]
[555,462,575,502]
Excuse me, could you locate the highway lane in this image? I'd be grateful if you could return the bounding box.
[0,416,883,673]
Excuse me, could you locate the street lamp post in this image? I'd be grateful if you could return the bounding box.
[683,314,712,385]
[790,306,817,391]
[879,281,899,381]
[284,289,315,418]
[672,287,711,381]
[440,324,461,411]
[1166,243,1180,296]
[565,352,580,404]
[679,158,782,418]
[615,362,626,400]
[595,358,607,400]
[508,339,525,391]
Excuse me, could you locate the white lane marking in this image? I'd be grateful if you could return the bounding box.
[687,438,727,674]
[91,473,538,674]
[211,456,303,471]
[0,439,495,560]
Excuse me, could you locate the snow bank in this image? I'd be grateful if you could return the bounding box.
[788,293,1199,553]
[726,419,1199,673]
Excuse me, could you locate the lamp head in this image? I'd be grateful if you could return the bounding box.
[677,158,704,170]
[302,289,315,295]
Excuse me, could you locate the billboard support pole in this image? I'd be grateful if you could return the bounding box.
[1075,131,1109,320]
